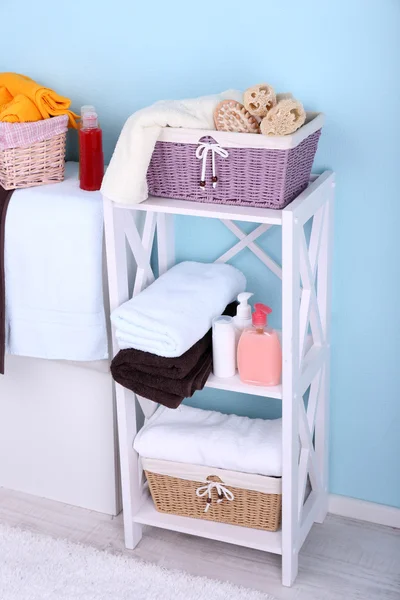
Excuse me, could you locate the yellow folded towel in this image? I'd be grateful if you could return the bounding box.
[0,93,42,123]
[0,86,13,108]
[260,98,306,136]
[0,73,79,128]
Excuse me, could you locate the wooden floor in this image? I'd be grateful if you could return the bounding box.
[0,487,399,600]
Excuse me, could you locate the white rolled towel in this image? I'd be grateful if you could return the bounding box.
[134,404,283,477]
[112,261,246,357]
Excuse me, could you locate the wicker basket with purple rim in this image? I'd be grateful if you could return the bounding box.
[147,116,323,210]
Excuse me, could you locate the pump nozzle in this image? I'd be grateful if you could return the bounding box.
[236,292,253,319]
[252,303,272,328]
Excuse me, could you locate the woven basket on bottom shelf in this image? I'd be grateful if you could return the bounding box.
[143,458,282,532]
[0,133,66,190]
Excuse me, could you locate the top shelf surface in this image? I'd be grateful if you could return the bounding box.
[111,171,333,226]
[115,194,282,225]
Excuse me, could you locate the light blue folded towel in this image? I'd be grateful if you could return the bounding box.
[112,261,246,357]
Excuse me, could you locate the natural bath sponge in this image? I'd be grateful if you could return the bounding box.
[243,83,277,118]
[214,100,260,133]
[260,98,306,136]
[276,92,294,102]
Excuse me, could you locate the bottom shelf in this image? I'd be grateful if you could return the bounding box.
[133,492,282,555]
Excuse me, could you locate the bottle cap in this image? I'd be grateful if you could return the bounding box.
[252,303,272,327]
[82,110,98,129]
[213,316,233,329]
[81,105,95,117]
[236,292,253,319]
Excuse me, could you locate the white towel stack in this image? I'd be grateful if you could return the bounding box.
[134,404,282,477]
[111,261,246,358]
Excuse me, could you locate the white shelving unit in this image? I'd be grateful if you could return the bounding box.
[103,170,334,587]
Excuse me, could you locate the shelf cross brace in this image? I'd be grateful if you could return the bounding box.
[120,210,161,419]
[297,369,323,521]
[215,220,282,280]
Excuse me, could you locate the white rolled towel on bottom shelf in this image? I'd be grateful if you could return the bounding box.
[112,261,246,357]
[134,404,282,477]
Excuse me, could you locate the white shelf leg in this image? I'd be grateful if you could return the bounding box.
[157,213,175,275]
[115,386,143,549]
[314,184,334,523]
[103,197,143,549]
[281,209,301,587]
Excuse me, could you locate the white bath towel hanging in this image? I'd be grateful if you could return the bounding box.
[101,89,243,205]
[5,163,108,361]
[111,261,246,357]
[134,404,282,477]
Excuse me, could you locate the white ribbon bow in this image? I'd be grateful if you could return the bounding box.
[195,480,235,513]
[195,142,229,189]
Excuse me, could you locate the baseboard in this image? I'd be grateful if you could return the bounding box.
[328,494,400,529]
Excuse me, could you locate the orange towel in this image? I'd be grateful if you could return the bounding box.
[0,94,42,123]
[0,73,79,128]
[0,87,13,108]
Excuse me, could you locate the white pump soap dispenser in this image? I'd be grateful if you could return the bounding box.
[233,292,253,362]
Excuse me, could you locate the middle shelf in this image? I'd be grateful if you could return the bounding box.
[205,371,282,399]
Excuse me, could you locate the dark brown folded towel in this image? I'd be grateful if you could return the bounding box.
[0,186,14,375]
[110,301,237,409]
[111,350,212,409]
[118,301,237,379]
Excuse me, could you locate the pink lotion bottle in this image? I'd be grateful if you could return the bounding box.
[237,303,282,386]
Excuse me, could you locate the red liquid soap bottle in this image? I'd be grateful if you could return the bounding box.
[79,107,104,191]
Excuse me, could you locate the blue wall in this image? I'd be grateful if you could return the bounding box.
[1,1,399,508]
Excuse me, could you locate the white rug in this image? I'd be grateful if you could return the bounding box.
[0,524,275,600]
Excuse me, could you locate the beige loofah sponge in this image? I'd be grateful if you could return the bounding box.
[276,92,294,102]
[260,98,306,136]
[243,84,277,118]
[214,100,260,133]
